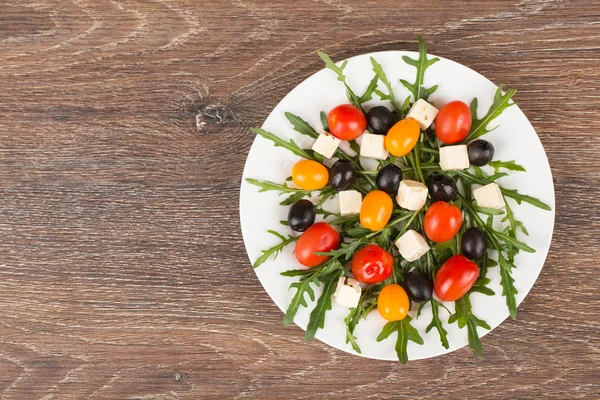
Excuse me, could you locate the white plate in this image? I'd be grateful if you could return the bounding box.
[239,50,555,361]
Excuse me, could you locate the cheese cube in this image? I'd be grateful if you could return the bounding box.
[333,276,362,308]
[395,230,430,262]
[406,99,439,130]
[338,190,362,216]
[397,179,428,210]
[440,145,470,171]
[360,133,388,160]
[473,183,505,209]
[311,131,341,159]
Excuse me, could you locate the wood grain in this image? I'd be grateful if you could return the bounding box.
[0,0,598,398]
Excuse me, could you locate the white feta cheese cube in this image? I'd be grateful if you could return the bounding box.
[360,133,388,160]
[333,276,362,308]
[473,183,505,209]
[397,179,428,210]
[311,131,341,159]
[395,229,430,262]
[406,98,439,130]
[338,190,362,216]
[439,145,470,171]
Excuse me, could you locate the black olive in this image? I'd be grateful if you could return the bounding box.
[402,271,433,303]
[427,173,457,202]
[461,227,488,259]
[329,160,356,191]
[468,139,495,166]
[288,199,316,232]
[366,106,395,135]
[376,164,403,194]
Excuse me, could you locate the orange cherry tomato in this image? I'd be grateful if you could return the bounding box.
[424,201,463,243]
[292,160,329,190]
[378,284,410,321]
[360,190,393,231]
[434,255,479,301]
[384,118,420,157]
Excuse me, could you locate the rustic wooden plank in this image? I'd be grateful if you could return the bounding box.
[0,0,598,398]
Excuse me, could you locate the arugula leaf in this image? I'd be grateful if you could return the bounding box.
[448,295,490,356]
[280,268,315,277]
[501,188,552,211]
[376,316,424,364]
[252,230,298,269]
[474,205,505,216]
[284,112,319,139]
[320,111,329,132]
[454,170,551,211]
[400,36,440,101]
[329,214,360,226]
[489,160,526,173]
[497,253,518,319]
[317,51,362,108]
[252,128,314,160]
[305,270,343,340]
[425,299,450,349]
[466,86,517,142]
[370,57,402,116]
[245,179,312,206]
[359,75,380,104]
[344,305,363,353]
[470,277,496,296]
[283,279,316,327]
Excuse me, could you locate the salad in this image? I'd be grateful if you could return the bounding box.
[246,37,551,363]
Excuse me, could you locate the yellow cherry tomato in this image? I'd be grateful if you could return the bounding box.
[292,160,329,190]
[378,284,409,321]
[360,190,393,231]
[384,118,420,157]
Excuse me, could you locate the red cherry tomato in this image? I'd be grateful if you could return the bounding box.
[295,222,340,267]
[434,255,479,301]
[435,100,472,144]
[424,201,463,243]
[351,244,394,284]
[327,104,367,140]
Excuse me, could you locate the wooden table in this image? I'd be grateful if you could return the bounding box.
[0,0,598,398]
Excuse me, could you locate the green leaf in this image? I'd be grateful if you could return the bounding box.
[501,188,552,211]
[425,299,450,349]
[253,230,298,269]
[284,112,319,139]
[400,36,440,101]
[466,86,517,142]
[449,294,490,356]
[283,276,318,327]
[305,270,343,340]
[499,259,518,319]
[329,214,360,226]
[474,205,505,216]
[280,268,315,277]
[489,160,526,173]
[280,191,309,206]
[252,128,314,160]
[493,230,535,253]
[370,57,402,116]
[359,75,380,104]
[318,51,362,108]
[246,178,308,195]
[344,304,364,353]
[320,111,329,132]
[377,316,424,364]
[315,239,365,261]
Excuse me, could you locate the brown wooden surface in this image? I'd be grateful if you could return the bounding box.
[0,0,598,398]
